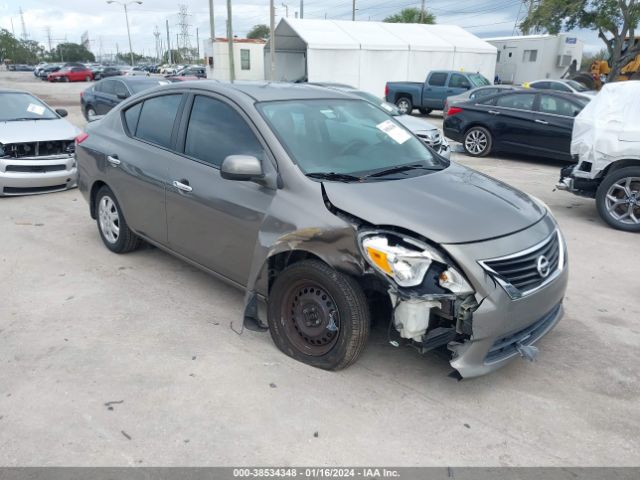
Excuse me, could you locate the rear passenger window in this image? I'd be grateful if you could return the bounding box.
[471,88,496,100]
[100,80,116,95]
[495,93,536,111]
[113,81,129,98]
[429,72,448,87]
[124,103,142,135]
[135,94,182,148]
[184,95,264,168]
[538,95,582,117]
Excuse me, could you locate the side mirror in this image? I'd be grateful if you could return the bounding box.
[117,92,129,100]
[220,155,263,181]
[55,108,68,117]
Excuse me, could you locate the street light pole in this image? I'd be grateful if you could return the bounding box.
[107,0,142,66]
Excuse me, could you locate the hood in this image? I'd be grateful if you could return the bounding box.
[395,114,438,133]
[0,118,79,144]
[323,162,545,244]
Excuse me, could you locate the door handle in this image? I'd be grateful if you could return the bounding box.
[107,155,121,167]
[172,180,193,193]
[488,110,501,115]
[535,119,549,125]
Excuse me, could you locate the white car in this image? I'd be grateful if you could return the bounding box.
[527,79,597,100]
[558,81,640,231]
[122,66,150,76]
[0,89,79,196]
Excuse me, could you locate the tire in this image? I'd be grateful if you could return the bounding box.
[62,76,69,83]
[267,260,370,371]
[85,105,96,120]
[395,96,413,115]
[463,126,493,157]
[419,108,432,115]
[94,74,101,81]
[95,186,142,253]
[595,167,640,232]
[85,75,91,82]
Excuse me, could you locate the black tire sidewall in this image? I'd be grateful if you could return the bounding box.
[464,126,492,157]
[95,186,132,252]
[595,167,640,232]
[267,261,369,371]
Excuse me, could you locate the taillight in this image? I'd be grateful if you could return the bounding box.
[384,83,389,99]
[447,106,463,116]
[75,132,89,144]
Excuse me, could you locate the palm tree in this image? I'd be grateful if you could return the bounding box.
[383,7,436,24]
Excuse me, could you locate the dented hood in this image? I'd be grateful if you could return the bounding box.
[323,162,546,244]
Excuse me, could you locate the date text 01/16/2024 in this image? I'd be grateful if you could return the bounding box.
[232,468,400,478]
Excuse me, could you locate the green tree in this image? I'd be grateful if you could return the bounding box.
[0,28,43,64]
[521,0,640,81]
[247,24,270,39]
[383,7,436,24]
[55,42,95,62]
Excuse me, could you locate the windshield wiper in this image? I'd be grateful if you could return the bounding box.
[364,164,442,179]
[5,117,53,121]
[306,172,362,182]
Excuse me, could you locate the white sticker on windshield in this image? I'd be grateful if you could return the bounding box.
[27,103,46,115]
[381,103,394,113]
[376,120,411,144]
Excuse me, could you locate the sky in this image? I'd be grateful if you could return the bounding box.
[0,0,604,58]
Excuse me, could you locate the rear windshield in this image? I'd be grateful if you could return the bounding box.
[0,92,58,121]
[469,73,491,87]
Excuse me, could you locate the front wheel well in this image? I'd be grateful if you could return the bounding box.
[89,180,107,219]
[602,159,640,177]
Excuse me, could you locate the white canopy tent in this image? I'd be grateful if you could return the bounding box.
[265,19,497,95]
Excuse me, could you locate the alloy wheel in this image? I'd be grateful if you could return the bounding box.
[281,281,340,356]
[98,196,120,244]
[605,176,640,225]
[465,129,488,155]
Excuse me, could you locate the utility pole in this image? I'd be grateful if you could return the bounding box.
[269,0,275,80]
[282,3,289,18]
[19,7,28,40]
[352,0,356,21]
[226,0,235,81]
[10,18,15,36]
[106,1,143,67]
[300,0,303,19]
[44,26,52,53]
[177,5,193,62]
[196,28,200,59]
[208,0,215,40]
[166,19,172,63]
[419,0,425,23]
[153,25,161,62]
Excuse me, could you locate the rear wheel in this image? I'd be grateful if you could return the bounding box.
[85,75,91,82]
[95,186,142,253]
[395,96,413,115]
[85,105,96,120]
[62,76,69,83]
[267,260,370,371]
[463,126,492,157]
[595,167,640,232]
[419,108,432,115]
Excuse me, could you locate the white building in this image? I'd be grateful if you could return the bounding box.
[264,18,497,96]
[485,34,584,85]
[203,38,266,81]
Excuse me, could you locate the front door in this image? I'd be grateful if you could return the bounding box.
[165,94,276,286]
[422,72,449,109]
[489,92,537,151]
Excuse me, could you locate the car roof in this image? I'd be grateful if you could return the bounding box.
[148,81,357,102]
[0,88,33,95]
[475,88,589,103]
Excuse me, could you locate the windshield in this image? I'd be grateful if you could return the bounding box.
[469,73,491,87]
[565,79,589,92]
[258,99,446,180]
[0,92,58,121]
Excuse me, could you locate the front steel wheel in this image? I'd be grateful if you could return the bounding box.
[596,168,640,232]
[268,260,370,370]
[95,186,142,253]
[464,126,492,157]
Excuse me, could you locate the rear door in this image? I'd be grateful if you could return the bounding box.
[165,93,276,285]
[106,93,185,243]
[486,92,537,151]
[422,72,449,109]
[533,93,584,158]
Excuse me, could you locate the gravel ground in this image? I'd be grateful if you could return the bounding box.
[1,71,639,467]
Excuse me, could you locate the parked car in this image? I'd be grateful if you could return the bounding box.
[443,89,589,159]
[122,66,150,77]
[169,66,207,79]
[33,62,49,76]
[558,81,640,232]
[11,64,34,72]
[38,64,61,79]
[48,66,93,82]
[526,79,597,100]
[312,83,450,159]
[386,70,492,114]
[165,76,204,83]
[81,77,171,119]
[0,89,79,196]
[93,66,122,80]
[443,85,520,120]
[76,82,568,378]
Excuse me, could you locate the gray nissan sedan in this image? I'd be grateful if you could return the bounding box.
[76,81,568,378]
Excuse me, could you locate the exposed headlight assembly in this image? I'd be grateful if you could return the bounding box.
[359,231,473,295]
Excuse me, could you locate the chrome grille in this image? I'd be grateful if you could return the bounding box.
[417,131,442,148]
[479,231,564,299]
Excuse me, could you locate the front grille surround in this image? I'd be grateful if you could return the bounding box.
[478,230,565,300]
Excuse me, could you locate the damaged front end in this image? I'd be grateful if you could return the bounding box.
[358,230,480,362]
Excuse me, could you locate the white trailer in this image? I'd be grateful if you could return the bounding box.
[485,34,584,85]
